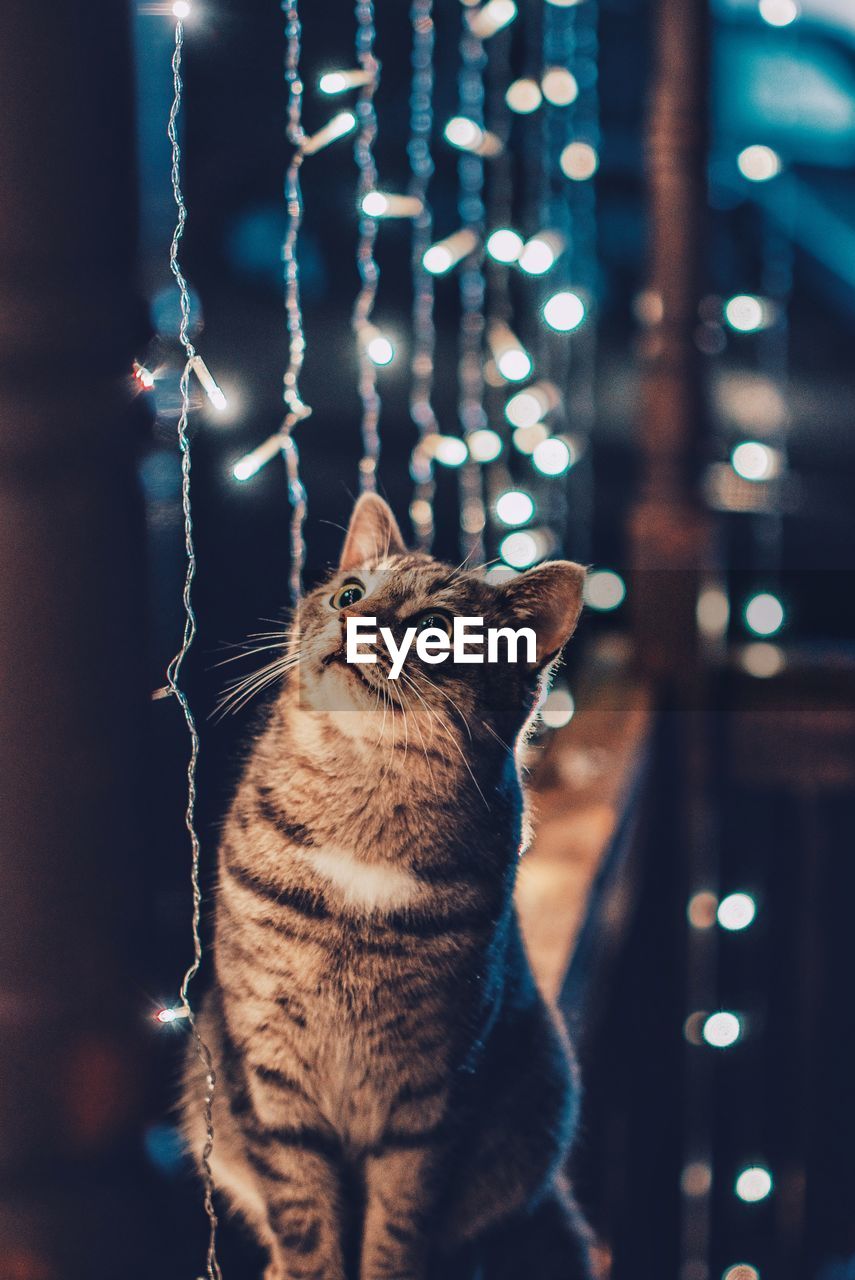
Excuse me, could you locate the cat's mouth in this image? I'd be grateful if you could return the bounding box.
[320,648,401,700]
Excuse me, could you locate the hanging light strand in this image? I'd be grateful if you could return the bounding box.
[456,13,489,562]
[352,0,382,491]
[408,0,438,548]
[164,20,222,1280]
[279,0,311,602]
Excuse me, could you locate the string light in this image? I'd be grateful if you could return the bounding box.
[455,4,489,561]
[466,0,518,39]
[172,0,191,17]
[740,641,786,678]
[718,893,757,932]
[426,434,468,467]
[506,78,542,114]
[697,585,730,639]
[164,18,222,1280]
[744,592,785,637]
[500,528,552,568]
[584,569,626,611]
[724,294,771,333]
[687,891,719,930]
[702,1012,742,1048]
[361,191,424,218]
[540,685,575,728]
[352,0,382,492]
[513,422,549,454]
[486,227,524,263]
[489,322,532,381]
[543,289,585,331]
[758,0,798,26]
[505,381,559,427]
[541,67,579,107]
[533,435,574,475]
[423,228,478,274]
[560,141,599,181]
[189,355,227,410]
[319,68,373,94]
[734,1166,773,1203]
[444,115,503,157]
[362,325,396,366]
[156,1005,192,1024]
[519,230,564,275]
[737,145,782,182]
[133,361,156,390]
[467,427,503,461]
[731,441,780,482]
[408,0,439,549]
[301,110,357,155]
[495,489,535,526]
[723,1266,760,1280]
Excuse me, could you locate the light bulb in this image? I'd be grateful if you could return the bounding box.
[495,490,535,526]
[724,295,768,333]
[519,232,564,276]
[501,531,540,569]
[543,291,585,332]
[540,686,575,728]
[506,78,542,115]
[758,0,798,25]
[717,893,757,932]
[467,428,503,462]
[486,228,524,263]
[560,142,599,181]
[366,334,395,366]
[731,441,778,482]
[584,569,626,612]
[702,1012,742,1048]
[735,1167,773,1203]
[737,145,782,182]
[423,229,478,275]
[532,436,573,476]
[172,1,191,18]
[541,68,579,107]
[744,593,784,637]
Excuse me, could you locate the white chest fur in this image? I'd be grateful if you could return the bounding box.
[296,845,423,913]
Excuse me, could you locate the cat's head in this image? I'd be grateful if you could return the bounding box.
[288,493,585,749]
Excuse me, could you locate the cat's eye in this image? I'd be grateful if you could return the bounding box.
[331,581,365,610]
[415,611,453,638]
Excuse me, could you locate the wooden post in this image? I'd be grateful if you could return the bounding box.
[630,0,712,679]
[0,3,148,1275]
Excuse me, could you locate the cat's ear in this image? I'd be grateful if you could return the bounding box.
[339,493,406,572]
[497,560,586,667]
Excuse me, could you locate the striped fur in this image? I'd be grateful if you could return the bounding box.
[181,494,591,1280]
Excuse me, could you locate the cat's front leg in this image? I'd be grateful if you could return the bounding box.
[247,1134,348,1280]
[360,1140,445,1280]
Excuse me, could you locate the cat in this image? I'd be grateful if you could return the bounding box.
[182,492,594,1280]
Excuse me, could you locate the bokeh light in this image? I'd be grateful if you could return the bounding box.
[541,68,579,107]
[718,893,757,932]
[467,428,503,463]
[533,437,574,476]
[560,141,599,181]
[584,570,626,612]
[740,642,786,678]
[495,490,535,526]
[731,441,778,481]
[540,686,575,729]
[724,295,769,333]
[687,891,719,930]
[737,145,782,182]
[702,1012,742,1049]
[758,0,798,26]
[501,531,540,569]
[486,228,524,263]
[744,593,785,637]
[735,1166,773,1203]
[506,78,542,115]
[543,291,585,332]
[723,1267,760,1280]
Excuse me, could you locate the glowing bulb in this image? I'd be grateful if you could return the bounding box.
[513,424,549,454]
[501,531,539,569]
[366,334,395,366]
[681,1162,713,1197]
[302,111,357,155]
[543,291,585,332]
[687,891,718,930]
[506,78,542,114]
[489,323,532,382]
[172,1,191,18]
[156,1005,190,1024]
[533,437,573,476]
[431,435,468,467]
[697,586,730,638]
[487,228,524,263]
[723,1266,760,1280]
[467,0,518,37]
[361,192,423,218]
[468,428,502,462]
[496,490,535,526]
[758,0,798,25]
[319,69,373,95]
[505,382,558,428]
[423,229,478,275]
[540,686,575,729]
[702,1012,742,1048]
[189,355,227,411]
[724,295,768,333]
[560,142,599,181]
[735,1166,773,1203]
[737,145,782,182]
[718,893,757,932]
[519,232,564,276]
[584,569,626,612]
[541,68,578,107]
[546,0,584,6]
[233,433,284,482]
[731,441,778,481]
[444,117,503,157]
[133,361,155,390]
[740,642,786,678]
[497,348,532,382]
[744,593,784,637]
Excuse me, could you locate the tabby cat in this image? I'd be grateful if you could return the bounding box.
[182,493,593,1280]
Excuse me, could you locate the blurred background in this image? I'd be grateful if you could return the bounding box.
[1,0,854,1278]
